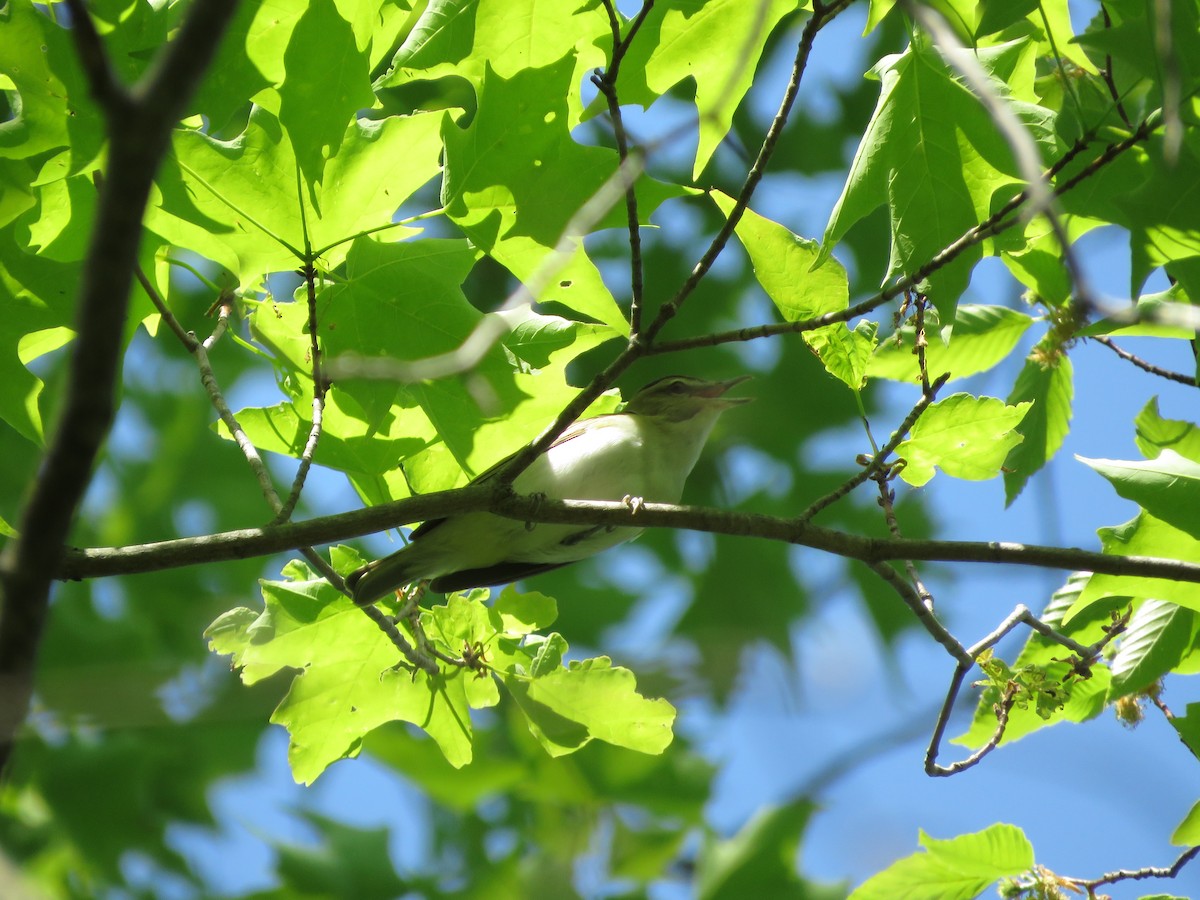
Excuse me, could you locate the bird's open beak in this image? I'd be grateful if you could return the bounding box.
[699,375,753,403]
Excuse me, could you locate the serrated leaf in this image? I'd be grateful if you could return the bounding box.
[896,393,1031,486]
[806,320,878,390]
[869,305,1034,384]
[848,823,1033,900]
[1067,513,1200,622]
[1003,354,1073,505]
[1081,450,1200,540]
[1109,599,1193,698]
[823,37,1054,317]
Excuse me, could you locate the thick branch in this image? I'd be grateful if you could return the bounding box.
[0,0,240,774]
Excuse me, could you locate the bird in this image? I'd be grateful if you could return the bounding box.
[346,374,752,602]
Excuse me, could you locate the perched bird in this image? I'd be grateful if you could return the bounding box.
[347,375,751,601]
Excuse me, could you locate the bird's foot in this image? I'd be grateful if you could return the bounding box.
[524,491,546,531]
[623,494,646,514]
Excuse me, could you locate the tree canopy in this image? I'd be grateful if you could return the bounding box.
[2,0,1200,897]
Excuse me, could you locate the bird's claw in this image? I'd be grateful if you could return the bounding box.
[623,494,646,514]
[524,491,546,531]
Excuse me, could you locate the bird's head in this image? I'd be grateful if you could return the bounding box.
[623,375,753,423]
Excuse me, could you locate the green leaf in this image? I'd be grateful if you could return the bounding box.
[848,823,1033,900]
[869,304,1034,384]
[0,234,81,443]
[713,191,848,322]
[272,812,409,898]
[957,573,1117,749]
[1135,398,1200,463]
[1171,800,1200,847]
[151,107,444,286]
[216,387,433,478]
[823,36,1053,317]
[695,801,818,900]
[806,320,878,390]
[1067,514,1200,622]
[503,654,675,757]
[1171,703,1200,762]
[276,0,375,188]
[0,0,103,168]
[1079,283,1198,339]
[711,191,873,388]
[1109,599,1193,698]
[205,567,479,782]
[378,0,610,127]
[492,586,558,635]
[441,56,686,332]
[609,0,805,179]
[1081,450,1200,540]
[895,393,1031,487]
[1003,354,1073,505]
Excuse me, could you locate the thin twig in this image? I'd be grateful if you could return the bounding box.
[273,260,326,524]
[875,478,935,612]
[1065,845,1200,894]
[911,4,1098,316]
[924,603,1128,776]
[867,561,968,664]
[648,113,1160,355]
[641,0,854,345]
[1100,5,1133,128]
[1092,335,1197,385]
[592,0,647,334]
[798,372,950,522]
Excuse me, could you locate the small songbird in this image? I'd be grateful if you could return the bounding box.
[346,375,751,601]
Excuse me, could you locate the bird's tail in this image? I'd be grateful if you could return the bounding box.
[346,548,419,604]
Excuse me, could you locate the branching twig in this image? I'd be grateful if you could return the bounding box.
[799,372,950,522]
[594,0,648,334]
[641,0,854,345]
[1064,845,1200,895]
[924,604,1128,776]
[649,112,1161,356]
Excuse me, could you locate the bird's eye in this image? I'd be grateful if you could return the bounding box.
[668,381,687,394]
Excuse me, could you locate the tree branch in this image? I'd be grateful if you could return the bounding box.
[56,492,1200,589]
[0,0,240,775]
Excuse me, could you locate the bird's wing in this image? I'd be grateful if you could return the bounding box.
[428,559,577,593]
[408,415,618,541]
